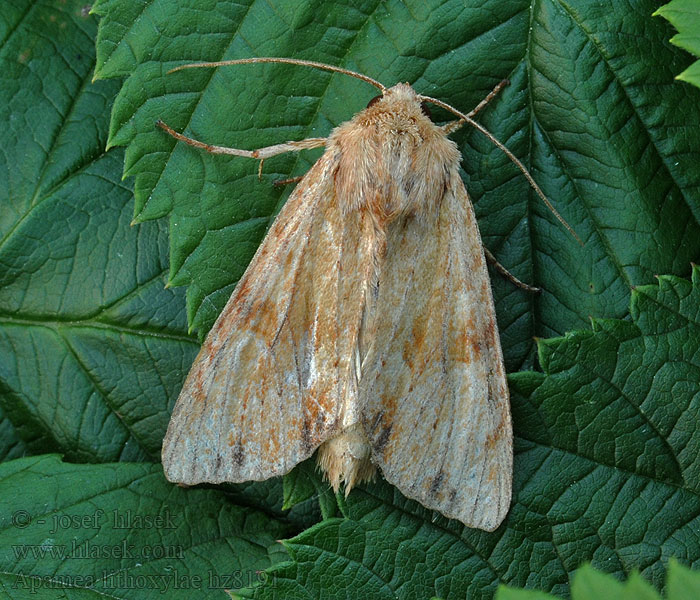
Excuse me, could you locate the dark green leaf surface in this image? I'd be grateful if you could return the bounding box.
[235,268,700,598]
[655,0,700,89]
[0,0,197,461]
[0,405,27,461]
[94,0,700,369]
[0,455,290,599]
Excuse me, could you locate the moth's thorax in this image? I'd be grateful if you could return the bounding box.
[330,83,460,223]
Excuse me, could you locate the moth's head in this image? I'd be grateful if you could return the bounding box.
[365,83,432,119]
[359,83,436,135]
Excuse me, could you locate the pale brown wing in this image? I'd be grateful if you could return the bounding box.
[360,171,512,531]
[162,150,376,484]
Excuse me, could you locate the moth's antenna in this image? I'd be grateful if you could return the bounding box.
[422,94,582,245]
[168,57,387,93]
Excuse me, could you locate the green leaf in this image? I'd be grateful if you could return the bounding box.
[0,404,27,461]
[282,458,339,519]
[510,269,700,588]
[570,565,660,600]
[496,563,700,599]
[496,588,559,600]
[668,559,700,600]
[0,0,198,461]
[496,561,700,600]
[234,266,700,598]
[0,455,290,599]
[93,0,700,368]
[654,0,700,89]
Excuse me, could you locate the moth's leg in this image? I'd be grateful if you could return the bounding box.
[483,248,540,293]
[441,79,510,135]
[467,79,509,119]
[274,175,305,187]
[156,120,327,160]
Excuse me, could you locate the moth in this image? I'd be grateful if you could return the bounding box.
[159,58,572,532]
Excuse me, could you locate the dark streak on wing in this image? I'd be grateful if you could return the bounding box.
[429,470,444,497]
[301,421,313,454]
[374,420,393,453]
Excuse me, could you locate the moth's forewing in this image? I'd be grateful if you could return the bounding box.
[162,152,375,485]
[360,173,512,532]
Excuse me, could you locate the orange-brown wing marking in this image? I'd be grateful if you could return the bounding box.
[360,172,512,531]
[162,150,376,484]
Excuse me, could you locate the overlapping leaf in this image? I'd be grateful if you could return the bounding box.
[655,0,700,88]
[495,561,700,599]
